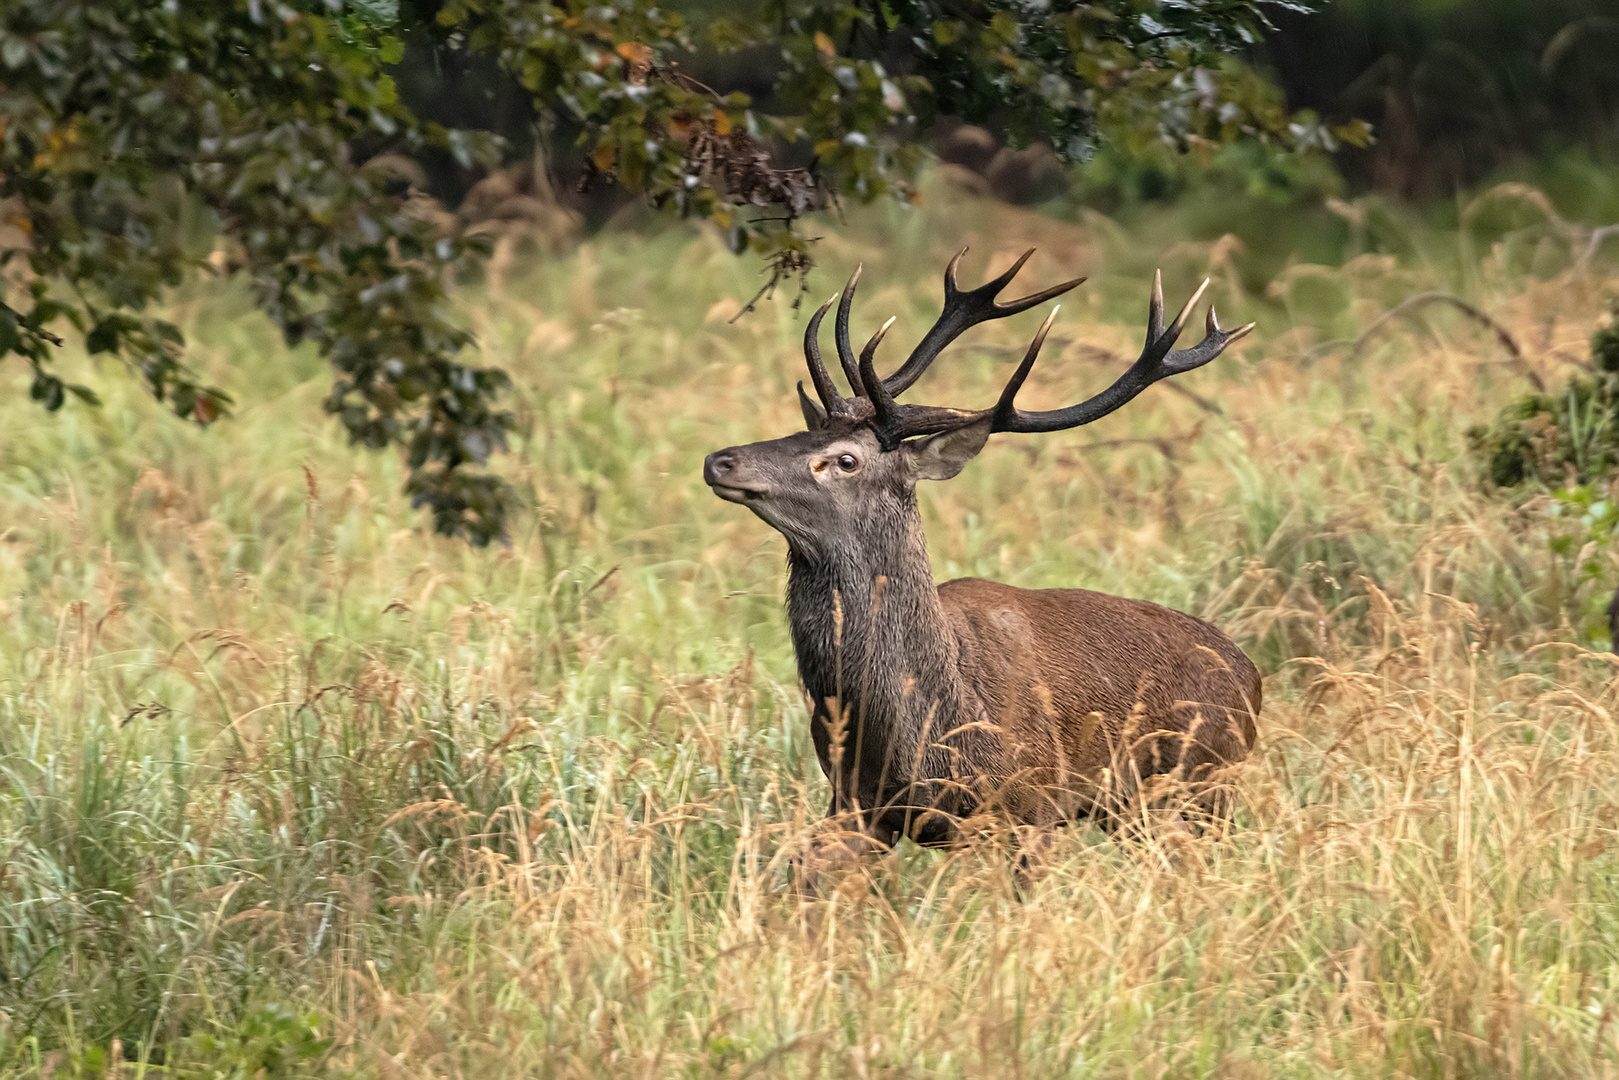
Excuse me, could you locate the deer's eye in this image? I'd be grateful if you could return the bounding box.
[836,454,859,472]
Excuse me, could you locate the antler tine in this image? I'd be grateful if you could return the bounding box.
[802,294,847,415]
[941,246,968,301]
[858,316,899,424]
[1160,277,1211,354]
[1147,269,1165,341]
[989,278,1253,435]
[1161,306,1255,375]
[991,307,1059,428]
[984,247,1036,294]
[985,249,1083,318]
[834,265,866,396]
[866,306,1056,448]
[881,247,1086,396]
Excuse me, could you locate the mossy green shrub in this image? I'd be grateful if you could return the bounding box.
[1469,315,1619,489]
[1596,320,1619,374]
[1468,311,1619,639]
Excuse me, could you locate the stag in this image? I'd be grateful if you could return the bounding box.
[702,251,1262,888]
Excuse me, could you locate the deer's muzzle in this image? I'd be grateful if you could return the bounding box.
[703,449,767,503]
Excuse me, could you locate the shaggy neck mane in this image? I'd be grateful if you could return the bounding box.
[784,491,973,800]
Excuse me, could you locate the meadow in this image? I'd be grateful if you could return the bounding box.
[4,167,1619,1077]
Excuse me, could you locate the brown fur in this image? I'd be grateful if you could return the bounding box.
[937,579,1260,827]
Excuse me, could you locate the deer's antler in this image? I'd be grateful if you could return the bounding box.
[800,255,1251,448]
[883,248,1086,396]
[987,271,1254,434]
[796,291,848,417]
[800,265,885,419]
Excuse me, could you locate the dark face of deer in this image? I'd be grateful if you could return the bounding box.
[703,419,989,556]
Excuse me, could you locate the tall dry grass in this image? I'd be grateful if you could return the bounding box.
[2,173,1619,1076]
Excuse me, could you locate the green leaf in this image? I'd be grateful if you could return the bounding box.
[0,0,1330,550]
[86,320,120,355]
[0,306,19,356]
[152,319,185,347]
[30,373,64,411]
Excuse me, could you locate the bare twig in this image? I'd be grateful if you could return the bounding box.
[664,64,727,104]
[1548,348,1598,375]
[582,564,620,598]
[1163,381,1226,417]
[1349,293,1543,391]
[1297,339,1352,367]
[1067,435,1192,456]
[731,244,816,321]
[1052,428,1203,462]
[1578,224,1619,271]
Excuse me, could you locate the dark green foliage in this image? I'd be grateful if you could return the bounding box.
[438,0,1345,264]
[707,0,1351,168]
[1,0,513,543]
[1592,321,1619,374]
[2,0,1333,544]
[1469,315,1619,490]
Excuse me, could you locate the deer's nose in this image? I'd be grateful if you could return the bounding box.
[703,450,738,486]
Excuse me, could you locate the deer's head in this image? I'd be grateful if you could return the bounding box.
[703,250,1252,555]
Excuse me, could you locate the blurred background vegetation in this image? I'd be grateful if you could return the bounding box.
[395,0,1619,391]
[1269,0,1619,198]
[401,0,1619,218]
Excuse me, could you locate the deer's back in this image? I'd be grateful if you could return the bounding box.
[938,578,1260,800]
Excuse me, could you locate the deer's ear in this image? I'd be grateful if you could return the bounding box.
[906,418,991,481]
[797,382,828,430]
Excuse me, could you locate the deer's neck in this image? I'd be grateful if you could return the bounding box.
[784,495,972,799]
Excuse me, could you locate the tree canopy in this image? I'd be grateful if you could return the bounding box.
[0,0,1352,543]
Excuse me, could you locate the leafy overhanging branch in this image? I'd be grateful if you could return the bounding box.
[2,0,1350,545]
[2,0,514,543]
